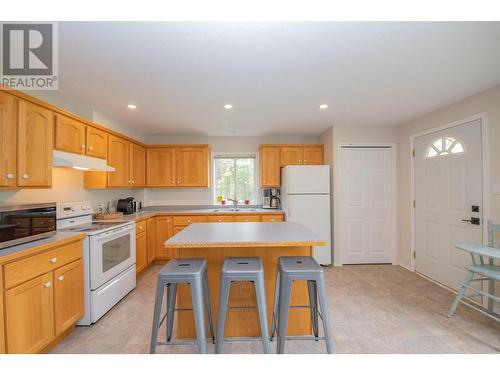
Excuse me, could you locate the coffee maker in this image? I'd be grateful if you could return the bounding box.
[262,188,280,209]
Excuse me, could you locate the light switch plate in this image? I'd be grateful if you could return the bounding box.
[494,183,500,195]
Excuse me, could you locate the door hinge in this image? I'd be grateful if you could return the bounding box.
[412,149,415,157]
[413,200,416,208]
[413,250,416,259]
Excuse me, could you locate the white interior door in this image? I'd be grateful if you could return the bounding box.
[340,147,394,264]
[414,119,483,291]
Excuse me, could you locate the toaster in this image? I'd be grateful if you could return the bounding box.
[116,197,135,214]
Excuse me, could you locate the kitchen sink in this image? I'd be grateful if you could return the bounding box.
[211,208,258,212]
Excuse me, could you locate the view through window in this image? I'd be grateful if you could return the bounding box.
[214,155,256,204]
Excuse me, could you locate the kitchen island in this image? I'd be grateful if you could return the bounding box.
[164,222,326,338]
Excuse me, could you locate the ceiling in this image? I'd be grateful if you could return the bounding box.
[41,22,500,136]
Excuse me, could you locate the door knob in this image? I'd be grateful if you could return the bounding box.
[88,145,93,151]
[44,282,52,288]
[5,173,14,179]
[22,174,29,179]
[57,275,65,282]
[50,257,57,264]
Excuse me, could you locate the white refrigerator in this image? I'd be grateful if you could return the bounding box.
[281,165,332,265]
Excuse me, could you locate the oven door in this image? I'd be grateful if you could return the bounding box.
[89,225,136,290]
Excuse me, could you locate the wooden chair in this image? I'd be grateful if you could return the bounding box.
[448,221,500,323]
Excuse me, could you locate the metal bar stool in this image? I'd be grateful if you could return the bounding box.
[215,257,271,354]
[150,258,215,354]
[270,256,333,354]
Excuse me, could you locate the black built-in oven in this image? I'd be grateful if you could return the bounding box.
[0,203,57,249]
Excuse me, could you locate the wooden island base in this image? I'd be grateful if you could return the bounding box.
[174,245,313,338]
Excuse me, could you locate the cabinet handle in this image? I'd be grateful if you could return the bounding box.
[187,220,191,223]
[22,174,29,179]
[5,173,14,179]
[57,275,64,282]
[177,180,180,184]
[131,180,135,184]
[218,219,222,222]
[139,226,143,230]
[40,221,45,225]
[81,144,85,149]
[50,257,57,264]
[88,145,93,151]
[44,282,52,288]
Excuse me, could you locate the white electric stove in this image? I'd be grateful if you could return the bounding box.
[57,201,136,325]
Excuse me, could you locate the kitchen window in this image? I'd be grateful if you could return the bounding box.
[213,154,257,205]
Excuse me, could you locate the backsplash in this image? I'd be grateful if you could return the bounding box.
[0,168,145,211]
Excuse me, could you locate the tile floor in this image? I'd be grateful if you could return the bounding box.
[51,264,500,354]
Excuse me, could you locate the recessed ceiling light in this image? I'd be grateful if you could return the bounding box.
[319,104,328,109]
[127,104,137,109]
[224,104,233,110]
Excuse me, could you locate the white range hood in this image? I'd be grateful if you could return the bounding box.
[52,150,115,172]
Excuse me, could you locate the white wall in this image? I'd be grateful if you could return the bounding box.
[332,125,399,266]
[320,127,334,261]
[0,168,146,211]
[145,135,319,206]
[397,83,500,269]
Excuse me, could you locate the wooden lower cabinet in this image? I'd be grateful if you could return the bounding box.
[235,215,261,223]
[155,216,173,260]
[261,214,283,222]
[136,230,148,274]
[0,268,4,354]
[1,237,84,353]
[54,260,84,336]
[146,217,156,264]
[5,272,55,354]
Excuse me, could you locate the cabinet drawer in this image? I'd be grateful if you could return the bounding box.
[9,217,30,228]
[208,215,234,223]
[234,215,261,223]
[173,216,207,226]
[32,217,55,228]
[4,240,82,289]
[261,215,283,222]
[136,220,146,234]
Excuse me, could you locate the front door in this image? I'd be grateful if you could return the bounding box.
[414,119,483,291]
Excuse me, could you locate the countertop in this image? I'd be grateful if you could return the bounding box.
[164,222,326,248]
[123,206,283,221]
[0,232,86,263]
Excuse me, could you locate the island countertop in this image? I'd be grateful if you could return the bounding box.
[164,221,326,248]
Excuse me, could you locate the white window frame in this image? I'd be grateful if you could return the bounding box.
[211,152,260,205]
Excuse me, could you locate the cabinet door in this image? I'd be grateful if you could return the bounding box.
[54,114,86,154]
[0,92,17,188]
[146,148,176,187]
[136,230,148,274]
[0,268,5,354]
[175,147,209,187]
[86,126,108,159]
[146,217,155,264]
[280,146,303,165]
[130,143,146,187]
[261,214,283,222]
[302,145,324,165]
[5,272,54,353]
[107,135,130,187]
[54,259,84,336]
[155,216,173,260]
[259,146,280,187]
[17,101,53,187]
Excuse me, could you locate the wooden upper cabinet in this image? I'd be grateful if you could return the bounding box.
[5,272,55,354]
[175,146,210,187]
[0,92,17,188]
[280,146,303,166]
[53,259,84,336]
[107,135,130,187]
[302,145,323,165]
[260,146,281,187]
[17,101,53,187]
[130,143,146,187]
[86,126,108,159]
[54,114,86,154]
[147,147,176,187]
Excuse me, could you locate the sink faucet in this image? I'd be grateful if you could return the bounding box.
[227,197,238,210]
